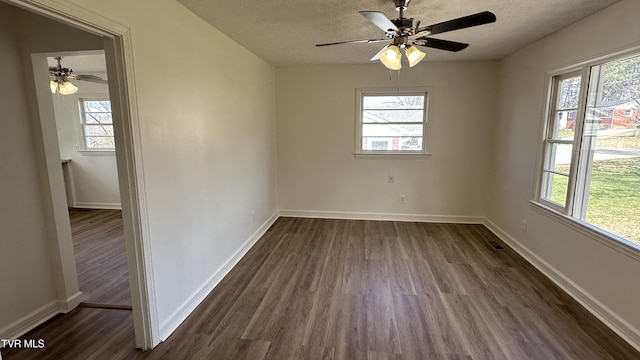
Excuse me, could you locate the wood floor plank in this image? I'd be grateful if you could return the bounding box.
[4,218,639,360]
[69,209,131,306]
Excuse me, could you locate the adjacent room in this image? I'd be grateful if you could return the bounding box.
[1,0,639,359]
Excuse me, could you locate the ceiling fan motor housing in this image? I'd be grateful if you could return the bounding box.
[391,17,420,36]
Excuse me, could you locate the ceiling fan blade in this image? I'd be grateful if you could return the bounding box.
[370,45,390,61]
[316,38,388,47]
[69,74,108,84]
[416,11,496,36]
[359,11,398,33]
[413,37,469,52]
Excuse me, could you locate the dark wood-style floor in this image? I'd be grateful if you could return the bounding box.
[3,217,638,359]
[69,209,131,306]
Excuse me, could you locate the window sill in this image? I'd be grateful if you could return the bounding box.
[352,152,432,159]
[529,200,640,262]
[78,150,116,156]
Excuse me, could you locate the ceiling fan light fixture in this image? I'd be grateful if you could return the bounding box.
[58,81,78,95]
[380,45,402,70]
[50,80,58,94]
[405,45,426,67]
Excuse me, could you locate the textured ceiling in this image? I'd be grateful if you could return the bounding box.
[47,52,106,73]
[177,0,620,66]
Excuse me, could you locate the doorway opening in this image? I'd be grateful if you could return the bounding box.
[47,51,132,309]
[3,0,157,351]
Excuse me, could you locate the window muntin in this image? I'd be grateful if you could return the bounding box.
[540,73,582,208]
[356,91,428,154]
[80,99,115,150]
[538,53,640,247]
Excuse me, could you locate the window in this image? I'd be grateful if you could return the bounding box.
[355,88,428,155]
[80,99,115,150]
[537,52,640,247]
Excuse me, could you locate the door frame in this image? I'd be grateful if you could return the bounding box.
[8,0,158,350]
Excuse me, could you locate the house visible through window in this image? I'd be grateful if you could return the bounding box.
[538,52,640,247]
[356,89,428,155]
[80,99,115,150]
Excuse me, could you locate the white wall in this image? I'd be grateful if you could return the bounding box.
[1,0,277,345]
[62,0,278,339]
[0,4,59,339]
[52,71,121,209]
[490,0,640,346]
[276,62,497,220]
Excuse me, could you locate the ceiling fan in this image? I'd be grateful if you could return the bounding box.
[316,0,496,69]
[49,56,108,95]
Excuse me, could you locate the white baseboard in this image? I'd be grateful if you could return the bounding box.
[158,211,279,341]
[483,218,640,353]
[0,301,59,345]
[72,202,122,210]
[278,209,484,224]
[57,291,84,313]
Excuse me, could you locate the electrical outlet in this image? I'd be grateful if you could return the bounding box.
[399,195,405,205]
[388,175,395,184]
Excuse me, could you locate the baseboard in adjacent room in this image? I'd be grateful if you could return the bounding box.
[72,202,122,210]
[57,291,84,313]
[278,209,484,224]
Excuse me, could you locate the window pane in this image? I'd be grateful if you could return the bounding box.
[362,137,422,151]
[552,111,576,141]
[541,171,569,206]
[86,136,115,148]
[85,113,113,124]
[556,76,581,110]
[363,95,424,110]
[84,125,114,136]
[359,92,427,153]
[583,157,640,245]
[544,142,573,173]
[578,54,640,246]
[362,124,422,137]
[84,100,112,112]
[363,109,424,123]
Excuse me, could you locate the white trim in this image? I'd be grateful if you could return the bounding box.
[354,87,432,156]
[352,152,432,159]
[0,301,59,345]
[483,218,640,353]
[530,201,640,261]
[104,25,159,351]
[278,209,484,224]
[72,202,122,210]
[158,211,280,341]
[78,150,116,155]
[57,291,85,313]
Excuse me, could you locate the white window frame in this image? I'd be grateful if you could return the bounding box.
[533,46,640,256]
[537,70,586,214]
[79,98,115,152]
[354,87,431,158]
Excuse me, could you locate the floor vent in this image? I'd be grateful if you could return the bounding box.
[489,241,505,250]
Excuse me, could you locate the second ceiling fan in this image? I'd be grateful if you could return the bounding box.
[316,0,496,69]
